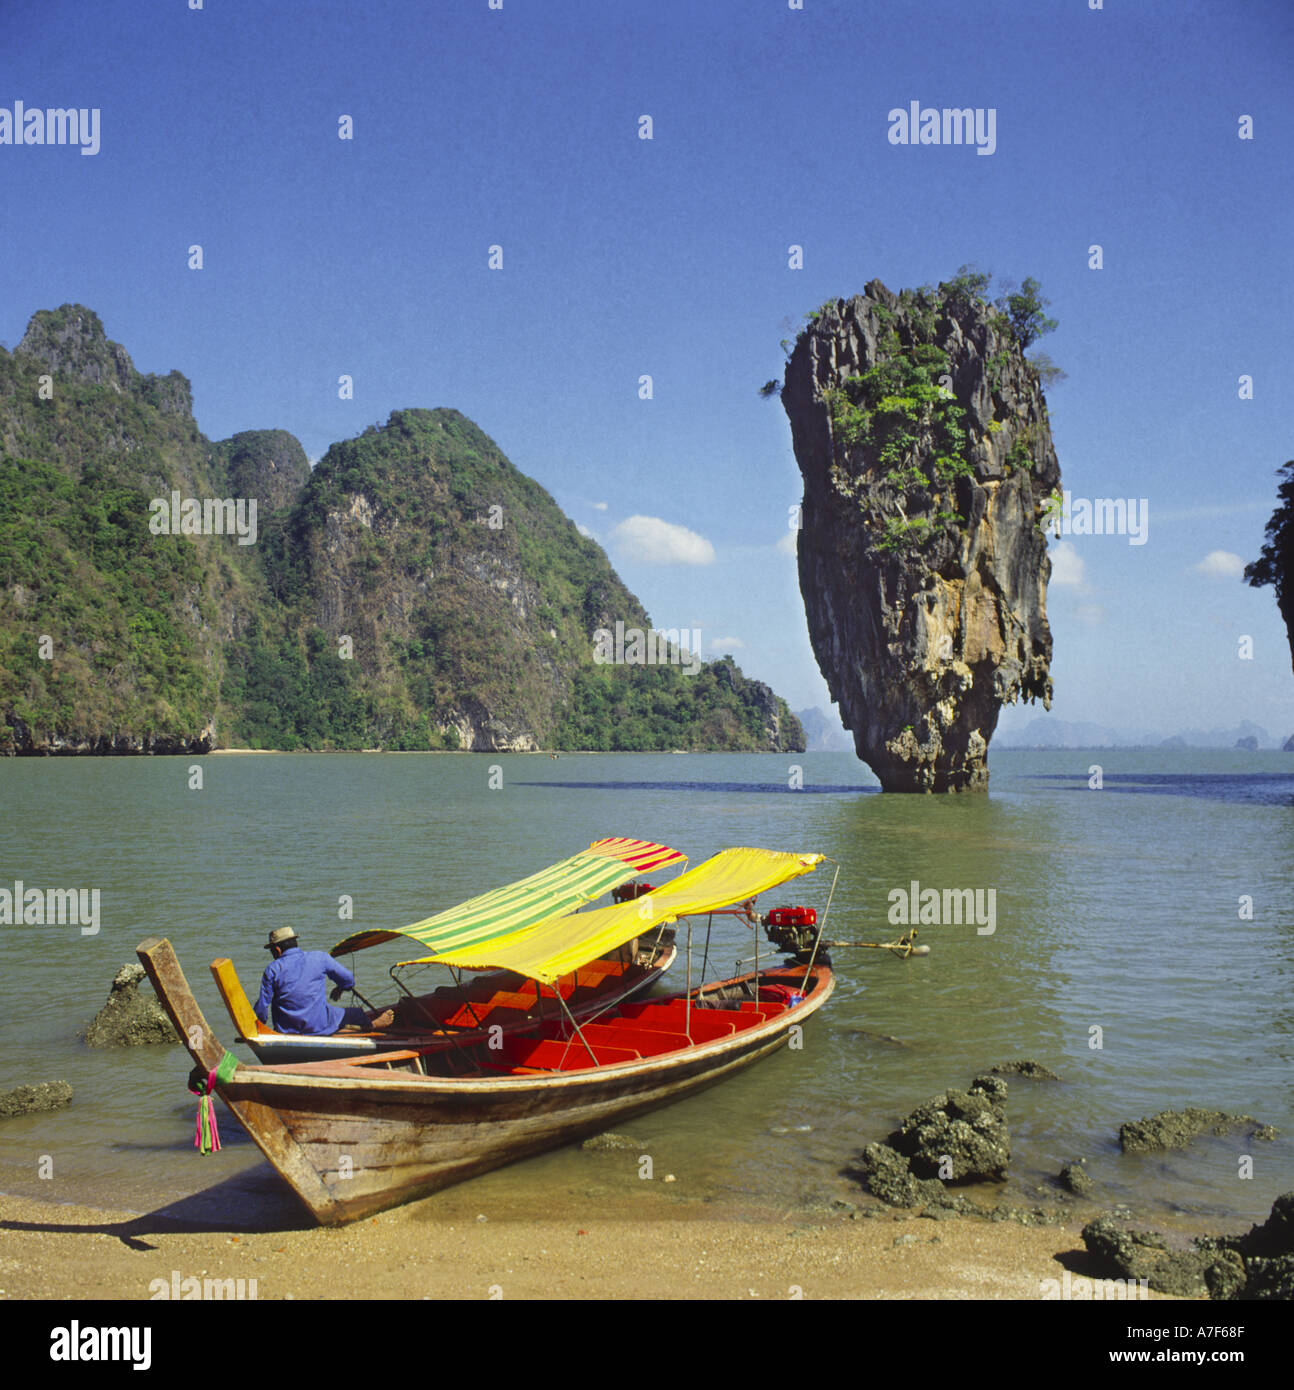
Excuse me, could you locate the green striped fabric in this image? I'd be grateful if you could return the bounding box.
[331,837,686,958]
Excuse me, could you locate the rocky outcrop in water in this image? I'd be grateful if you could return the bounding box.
[0,1081,73,1118]
[1118,1107,1276,1153]
[852,1074,1011,1204]
[1056,1161,1095,1197]
[990,1059,1063,1081]
[83,964,178,1046]
[887,1073,1011,1180]
[781,278,1060,790]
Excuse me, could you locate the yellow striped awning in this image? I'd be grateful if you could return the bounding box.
[331,837,687,958]
[399,847,824,983]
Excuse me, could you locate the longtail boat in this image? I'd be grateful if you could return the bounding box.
[214,837,687,1064]
[138,845,835,1225]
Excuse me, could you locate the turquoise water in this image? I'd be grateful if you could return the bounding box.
[1,749,1291,1232]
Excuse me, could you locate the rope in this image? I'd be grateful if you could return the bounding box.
[188,1050,239,1155]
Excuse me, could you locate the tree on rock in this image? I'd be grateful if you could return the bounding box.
[996,277,1058,350]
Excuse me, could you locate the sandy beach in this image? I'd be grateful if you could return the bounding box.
[0,1183,1180,1302]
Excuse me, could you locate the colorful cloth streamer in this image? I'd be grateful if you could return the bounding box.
[188,1050,240,1156]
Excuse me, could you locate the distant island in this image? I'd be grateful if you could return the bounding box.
[993,716,1292,751]
[0,306,803,755]
[796,706,1294,753]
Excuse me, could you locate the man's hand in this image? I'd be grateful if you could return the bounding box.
[329,984,347,1002]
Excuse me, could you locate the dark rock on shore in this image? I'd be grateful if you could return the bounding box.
[1084,1193,1294,1300]
[83,964,179,1046]
[0,1080,73,1118]
[851,1074,1011,1208]
[1198,1192,1294,1300]
[990,1059,1062,1081]
[886,1074,1011,1182]
[1081,1215,1236,1297]
[854,1142,947,1208]
[1118,1107,1275,1153]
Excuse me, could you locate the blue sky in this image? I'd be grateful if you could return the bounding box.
[2,0,1292,734]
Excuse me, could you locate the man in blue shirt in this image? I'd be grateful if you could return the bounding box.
[254,927,392,1034]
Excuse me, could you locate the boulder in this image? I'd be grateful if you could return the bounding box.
[1085,1193,1294,1300]
[1057,1162,1095,1197]
[885,1074,1011,1182]
[853,1141,946,1208]
[83,963,179,1047]
[1081,1215,1233,1298]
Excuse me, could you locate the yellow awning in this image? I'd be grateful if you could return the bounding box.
[398,847,824,983]
[332,837,687,957]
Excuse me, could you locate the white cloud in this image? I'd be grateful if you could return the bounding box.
[776,529,798,556]
[576,522,595,539]
[1075,603,1106,625]
[710,635,745,651]
[591,501,608,511]
[1193,550,1245,580]
[1048,540,1087,590]
[612,515,716,566]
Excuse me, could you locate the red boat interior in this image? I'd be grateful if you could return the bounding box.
[264,974,821,1081]
[314,950,656,1042]
[474,982,805,1075]
[429,956,631,1031]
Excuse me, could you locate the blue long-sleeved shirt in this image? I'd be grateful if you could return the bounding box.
[255,949,355,1035]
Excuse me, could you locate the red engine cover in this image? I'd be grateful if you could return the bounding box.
[767,906,817,927]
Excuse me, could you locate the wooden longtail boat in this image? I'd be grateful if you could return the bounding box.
[139,941,832,1225]
[138,845,835,1225]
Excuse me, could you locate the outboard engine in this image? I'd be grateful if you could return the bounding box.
[758,906,831,967]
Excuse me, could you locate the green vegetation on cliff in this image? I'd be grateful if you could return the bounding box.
[807,270,1058,558]
[0,306,804,754]
[1245,459,1294,674]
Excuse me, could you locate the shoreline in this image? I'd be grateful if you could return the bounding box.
[0,1186,1180,1302]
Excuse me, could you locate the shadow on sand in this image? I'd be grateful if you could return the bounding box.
[0,1170,308,1248]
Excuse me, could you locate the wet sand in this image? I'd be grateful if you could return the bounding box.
[0,1185,1181,1301]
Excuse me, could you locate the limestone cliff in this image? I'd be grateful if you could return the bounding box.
[212,429,310,514]
[1244,459,1294,676]
[781,278,1060,791]
[2,307,803,755]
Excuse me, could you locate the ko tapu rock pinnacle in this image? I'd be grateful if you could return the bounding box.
[781,277,1061,792]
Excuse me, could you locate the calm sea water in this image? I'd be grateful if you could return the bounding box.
[1,749,1291,1233]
